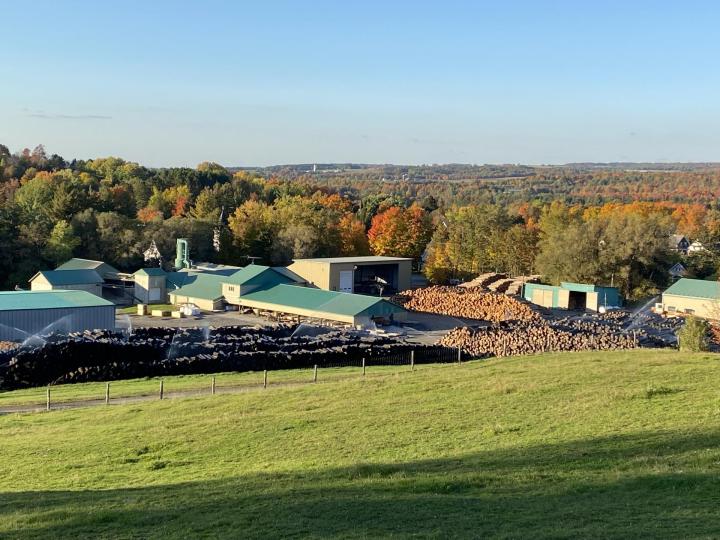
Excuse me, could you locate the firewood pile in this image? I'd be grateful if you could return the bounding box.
[439,319,637,357]
[392,286,542,322]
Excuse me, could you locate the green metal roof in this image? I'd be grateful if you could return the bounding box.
[221,265,274,285]
[168,273,225,301]
[32,269,104,285]
[664,278,720,300]
[56,258,119,275]
[133,268,167,277]
[241,284,406,317]
[0,290,114,311]
[293,256,412,264]
[560,282,617,292]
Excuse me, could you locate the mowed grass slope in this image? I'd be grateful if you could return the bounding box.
[1,350,719,539]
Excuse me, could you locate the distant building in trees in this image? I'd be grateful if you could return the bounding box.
[668,234,690,255]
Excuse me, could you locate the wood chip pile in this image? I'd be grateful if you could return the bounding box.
[439,320,637,357]
[392,286,541,322]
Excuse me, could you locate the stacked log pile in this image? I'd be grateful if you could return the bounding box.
[458,273,507,289]
[393,286,541,322]
[0,325,450,390]
[439,319,637,357]
[487,278,515,293]
[0,342,18,352]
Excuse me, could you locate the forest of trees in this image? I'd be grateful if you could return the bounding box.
[3,144,720,300]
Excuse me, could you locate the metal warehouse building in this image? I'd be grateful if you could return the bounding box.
[0,290,116,342]
[657,278,720,319]
[288,256,412,294]
[523,282,621,311]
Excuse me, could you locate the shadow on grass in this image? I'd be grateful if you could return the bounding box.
[2,430,720,539]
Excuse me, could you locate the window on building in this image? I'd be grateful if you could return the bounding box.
[667,306,676,312]
[685,308,695,314]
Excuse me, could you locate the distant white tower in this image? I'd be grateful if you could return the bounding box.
[313,164,317,173]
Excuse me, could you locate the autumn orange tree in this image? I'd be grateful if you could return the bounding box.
[368,204,432,261]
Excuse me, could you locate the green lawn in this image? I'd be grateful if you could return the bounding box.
[117,303,176,315]
[1,350,719,539]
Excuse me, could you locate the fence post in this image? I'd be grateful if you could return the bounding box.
[105,382,110,405]
[46,386,50,411]
[263,370,268,388]
[159,380,164,400]
[362,357,366,376]
[410,350,415,371]
[632,330,637,347]
[211,376,216,395]
[457,347,462,364]
[313,364,318,383]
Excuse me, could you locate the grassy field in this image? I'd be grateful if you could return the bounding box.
[0,365,401,408]
[1,349,719,539]
[117,303,176,315]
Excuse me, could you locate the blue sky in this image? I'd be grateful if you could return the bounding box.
[1,1,719,166]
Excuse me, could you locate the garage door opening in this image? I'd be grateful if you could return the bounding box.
[568,291,587,310]
[353,264,399,295]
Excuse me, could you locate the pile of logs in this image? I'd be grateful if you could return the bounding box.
[487,278,515,293]
[459,273,507,289]
[0,325,451,390]
[0,342,18,352]
[439,319,637,357]
[393,286,541,322]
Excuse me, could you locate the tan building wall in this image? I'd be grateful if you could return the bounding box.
[287,261,331,289]
[168,293,223,312]
[221,282,268,304]
[531,288,553,308]
[30,278,102,297]
[134,275,167,304]
[661,294,720,319]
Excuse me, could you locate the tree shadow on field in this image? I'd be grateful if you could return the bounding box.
[2,430,720,539]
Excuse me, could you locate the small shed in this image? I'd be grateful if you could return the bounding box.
[133,268,167,304]
[0,290,116,341]
[523,282,620,311]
